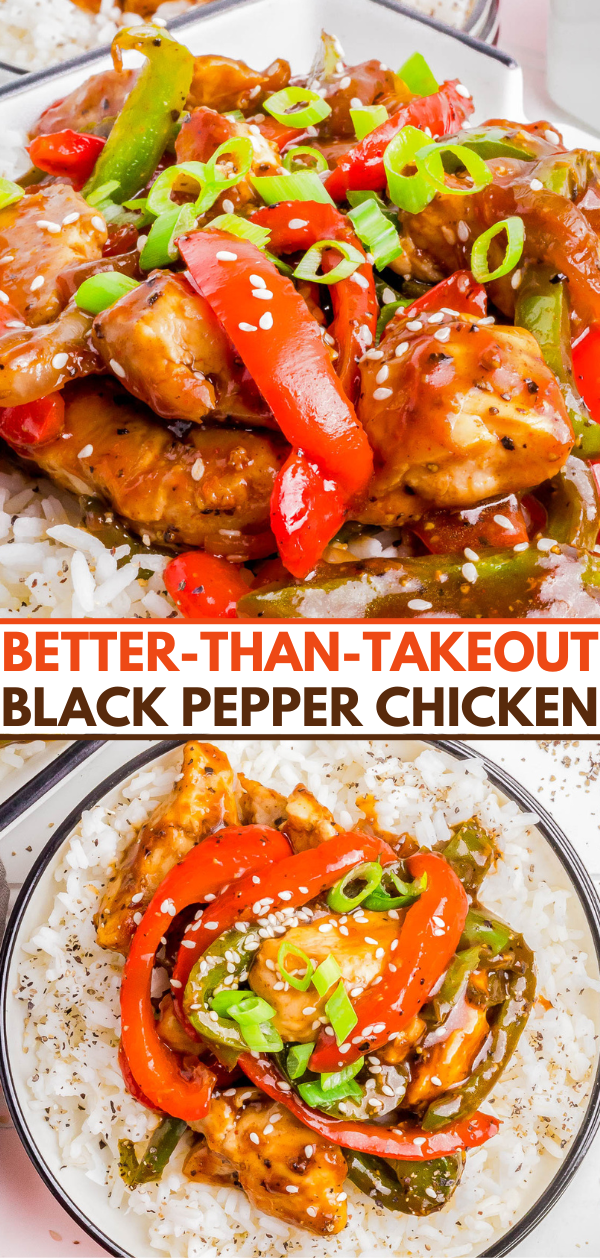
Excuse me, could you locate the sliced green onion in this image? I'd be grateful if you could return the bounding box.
[86,179,120,208]
[0,177,25,211]
[347,188,396,222]
[277,941,314,991]
[251,170,334,206]
[384,126,437,214]
[224,109,245,122]
[241,1021,283,1052]
[376,297,412,342]
[471,215,525,283]
[415,142,493,197]
[320,1057,364,1093]
[208,212,271,248]
[283,145,329,174]
[398,51,439,97]
[209,989,247,1017]
[139,202,196,271]
[211,992,276,1025]
[293,238,364,285]
[287,1042,315,1079]
[298,1076,362,1107]
[263,86,332,129]
[147,161,208,218]
[121,196,155,228]
[348,198,402,269]
[75,271,140,315]
[363,870,427,911]
[327,861,383,913]
[266,250,294,275]
[313,953,342,998]
[204,137,253,199]
[350,104,388,141]
[325,980,358,1044]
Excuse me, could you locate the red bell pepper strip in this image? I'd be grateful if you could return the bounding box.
[239,1052,499,1160]
[400,270,487,324]
[178,230,373,500]
[118,1039,161,1112]
[412,494,529,554]
[0,394,65,451]
[249,201,378,405]
[172,832,396,1002]
[325,80,475,200]
[121,823,291,1122]
[27,129,106,189]
[310,851,468,1073]
[572,325,600,424]
[164,551,250,619]
[252,115,306,151]
[270,449,346,579]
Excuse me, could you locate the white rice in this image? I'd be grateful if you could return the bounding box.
[15,740,600,1256]
[0,462,177,617]
[0,736,47,783]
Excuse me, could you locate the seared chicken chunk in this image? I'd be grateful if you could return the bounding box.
[156,993,200,1056]
[237,773,287,827]
[284,784,340,853]
[29,68,138,138]
[92,271,273,427]
[0,186,106,326]
[0,302,100,407]
[249,912,400,1042]
[96,741,237,951]
[186,1087,347,1236]
[357,312,573,526]
[30,378,286,559]
[406,998,489,1107]
[186,54,290,114]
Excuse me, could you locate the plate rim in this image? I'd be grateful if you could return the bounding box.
[0,739,107,836]
[1,736,599,1259]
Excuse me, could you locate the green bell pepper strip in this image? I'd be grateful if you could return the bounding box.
[345,1148,466,1216]
[515,265,600,460]
[422,933,536,1132]
[236,543,600,619]
[424,946,483,1029]
[118,1116,187,1187]
[362,867,426,911]
[83,26,194,205]
[444,125,539,164]
[183,927,260,1063]
[459,907,512,957]
[440,819,498,896]
[534,456,600,552]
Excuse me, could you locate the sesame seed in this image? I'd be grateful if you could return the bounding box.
[209,1010,219,1022]
[77,444,93,459]
[252,288,273,300]
[133,911,142,925]
[431,1075,443,1086]
[350,96,363,108]
[249,1132,259,1144]
[428,311,444,324]
[340,75,351,89]
[457,220,469,242]
[365,936,378,945]
[479,315,495,324]
[131,892,143,904]
[171,978,182,989]
[5,320,25,328]
[375,364,389,384]
[269,1113,282,1123]
[350,271,369,289]
[216,250,238,261]
[364,348,384,360]
[30,275,44,291]
[318,922,333,932]
[302,1005,316,1015]
[181,939,196,949]
[537,537,557,551]
[545,128,560,143]
[494,514,515,530]
[432,927,446,937]
[191,457,205,481]
[239,322,258,332]
[407,320,423,332]
[91,216,105,232]
[52,352,68,370]
[407,598,432,611]
[464,547,479,562]
[252,876,261,884]
[373,386,393,400]
[161,899,176,916]
[110,359,126,377]
[530,178,544,191]
[360,323,373,346]
[514,541,529,552]
[511,268,522,289]
[306,1206,317,1217]
[36,219,61,234]
[382,286,396,304]
[413,1136,426,1146]
[434,325,451,342]
[222,199,235,214]
[339,925,349,936]
[259,311,273,330]
[395,341,409,357]
[375,947,385,959]
[299,886,309,894]
[462,562,478,583]
[289,218,309,229]
[372,1023,386,1034]
[432,916,446,928]
[349,987,363,998]
[250,274,266,288]
[325,1025,334,1036]
[204,921,218,930]
[381,1084,394,1096]
[455,83,471,98]
[62,212,80,225]
[278,1082,291,1091]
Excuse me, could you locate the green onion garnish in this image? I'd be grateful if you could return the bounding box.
[0,177,25,211]
[471,215,525,283]
[204,136,254,198]
[325,980,358,1045]
[140,203,195,271]
[287,1042,315,1079]
[86,179,120,208]
[241,1021,284,1052]
[215,993,276,1025]
[312,953,342,997]
[293,238,364,285]
[277,941,314,991]
[384,125,437,214]
[251,171,335,206]
[208,212,271,248]
[209,989,247,1017]
[415,141,493,198]
[347,198,402,270]
[363,869,427,911]
[263,86,332,129]
[283,145,329,174]
[350,104,388,141]
[75,271,140,316]
[327,861,383,913]
[298,1076,362,1106]
[320,1057,364,1093]
[147,161,208,218]
[398,51,439,97]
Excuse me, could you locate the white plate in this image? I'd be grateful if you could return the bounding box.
[1,738,599,1258]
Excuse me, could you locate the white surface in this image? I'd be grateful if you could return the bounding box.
[1,736,600,1258]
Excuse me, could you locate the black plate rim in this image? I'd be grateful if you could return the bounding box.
[1,737,599,1258]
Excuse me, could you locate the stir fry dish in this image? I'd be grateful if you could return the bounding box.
[100,740,534,1232]
[2,28,600,618]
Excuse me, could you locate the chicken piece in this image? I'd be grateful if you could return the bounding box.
[175,107,283,217]
[30,378,287,559]
[0,185,106,327]
[379,1015,427,1065]
[318,60,410,140]
[91,271,273,427]
[29,69,138,138]
[184,1140,240,1187]
[249,912,400,1042]
[56,249,140,304]
[284,784,340,853]
[95,741,238,951]
[189,1088,347,1236]
[187,54,290,114]
[356,312,573,527]
[0,302,101,407]
[156,993,200,1055]
[405,999,490,1108]
[237,773,287,827]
